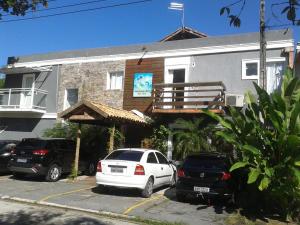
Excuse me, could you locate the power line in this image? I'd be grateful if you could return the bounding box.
[0,0,152,23]
[1,0,112,18]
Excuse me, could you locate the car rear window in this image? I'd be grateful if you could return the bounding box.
[105,150,143,162]
[17,139,46,149]
[184,156,229,170]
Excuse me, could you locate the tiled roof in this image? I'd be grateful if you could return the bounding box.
[59,100,148,124]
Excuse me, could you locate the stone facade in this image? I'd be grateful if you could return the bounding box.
[57,61,125,113]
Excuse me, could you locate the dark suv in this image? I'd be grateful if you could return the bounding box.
[9,138,95,182]
[176,152,235,203]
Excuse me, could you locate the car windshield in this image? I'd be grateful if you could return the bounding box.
[17,139,46,149]
[105,150,143,162]
[184,156,229,170]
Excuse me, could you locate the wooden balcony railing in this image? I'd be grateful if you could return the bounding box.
[152,82,226,114]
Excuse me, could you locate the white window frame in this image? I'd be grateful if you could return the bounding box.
[63,88,78,110]
[106,71,124,90]
[242,57,286,81]
[242,59,260,80]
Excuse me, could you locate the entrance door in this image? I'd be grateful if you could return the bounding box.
[20,74,35,108]
[266,62,284,94]
[172,69,185,109]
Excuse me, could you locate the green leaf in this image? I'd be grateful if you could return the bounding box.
[220,7,226,15]
[291,167,300,183]
[230,161,248,172]
[295,161,300,167]
[258,177,270,191]
[264,167,274,177]
[247,168,260,184]
[243,145,260,155]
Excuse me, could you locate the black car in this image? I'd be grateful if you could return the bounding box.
[8,138,96,182]
[176,152,235,203]
[0,140,19,173]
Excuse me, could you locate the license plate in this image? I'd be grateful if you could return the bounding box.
[17,158,27,163]
[111,167,123,173]
[194,186,210,193]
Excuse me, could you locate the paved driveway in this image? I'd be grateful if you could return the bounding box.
[0,174,232,225]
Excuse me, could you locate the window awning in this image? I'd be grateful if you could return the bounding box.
[0,66,51,74]
[59,100,149,125]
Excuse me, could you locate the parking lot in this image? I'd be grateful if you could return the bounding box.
[0,174,232,225]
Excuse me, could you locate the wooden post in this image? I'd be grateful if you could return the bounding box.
[108,124,115,153]
[74,123,81,176]
[259,0,266,89]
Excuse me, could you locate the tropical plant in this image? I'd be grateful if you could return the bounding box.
[205,69,300,220]
[0,79,4,88]
[172,118,212,160]
[150,125,170,154]
[107,126,125,150]
[43,122,78,140]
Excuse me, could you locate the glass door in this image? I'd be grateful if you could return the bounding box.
[20,74,35,108]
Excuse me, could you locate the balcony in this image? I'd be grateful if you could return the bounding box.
[152,82,225,114]
[0,88,48,113]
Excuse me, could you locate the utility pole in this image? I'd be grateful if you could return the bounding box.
[259,0,266,89]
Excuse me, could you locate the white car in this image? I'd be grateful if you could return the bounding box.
[96,148,177,198]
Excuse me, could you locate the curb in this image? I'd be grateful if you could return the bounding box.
[0,195,136,222]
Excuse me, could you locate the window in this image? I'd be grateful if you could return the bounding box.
[64,88,78,109]
[242,60,259,80]
[147,152,158,164]
[107,71,123,90]
[105,150,143,162]
[266,61,285,94]
[155,152,169,164]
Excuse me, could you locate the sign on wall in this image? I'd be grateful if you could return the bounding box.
[133,73,153,97]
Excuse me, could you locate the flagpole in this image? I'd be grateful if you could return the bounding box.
[182,6,184,28]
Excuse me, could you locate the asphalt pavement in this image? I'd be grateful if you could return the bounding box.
[0,199,135,225]
[0,174,232,225]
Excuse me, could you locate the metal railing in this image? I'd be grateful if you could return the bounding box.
[152,82,226,113]
[0,88,48,112]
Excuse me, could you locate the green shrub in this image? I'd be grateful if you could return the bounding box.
[205,69,300,221]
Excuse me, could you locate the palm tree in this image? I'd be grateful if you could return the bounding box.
[173,118,210,159]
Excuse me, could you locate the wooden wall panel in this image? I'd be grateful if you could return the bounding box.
[123,58,164,114]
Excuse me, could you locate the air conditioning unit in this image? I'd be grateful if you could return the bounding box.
[225,94,244,107]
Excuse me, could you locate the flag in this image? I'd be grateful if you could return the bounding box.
[168,2,184,11]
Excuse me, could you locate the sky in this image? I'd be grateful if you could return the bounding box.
[0,0,299,67]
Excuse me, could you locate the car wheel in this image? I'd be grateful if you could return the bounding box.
[46,164,62,182]
[170,173,176,187]
[227,193,236,206]
[141,177,154,198]
[85,162,96,176]
[176,193,187,202]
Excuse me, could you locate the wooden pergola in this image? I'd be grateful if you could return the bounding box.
[58,100,148,175]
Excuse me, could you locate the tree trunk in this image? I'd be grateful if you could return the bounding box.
[74,123,81,176]
[108,124,115,153]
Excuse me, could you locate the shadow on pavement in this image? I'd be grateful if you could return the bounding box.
[164,187,236,215]
[91,186,142,198]
[91,185,169,198]
[0,210,111,225]
[8,174,69,182]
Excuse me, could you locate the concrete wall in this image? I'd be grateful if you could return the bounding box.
[0,118,56,140]
[189,49,285,94]
[57,61,125,113]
